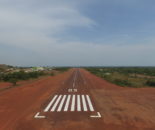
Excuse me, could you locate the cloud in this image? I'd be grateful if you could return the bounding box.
[0,0,95,50]
[0,0,98,66]
[0,0,155,66]
[1,39,155,66]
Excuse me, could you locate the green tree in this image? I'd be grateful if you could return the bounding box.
[9,78,18,86]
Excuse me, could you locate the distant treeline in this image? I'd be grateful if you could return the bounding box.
[86,67,155,76]
[54,67,70,72]
[0,71,45,85]
[0,67,70,85]
[86,67,155,88]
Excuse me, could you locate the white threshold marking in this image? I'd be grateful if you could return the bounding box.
[71,95,75,111]
[90,112,101,118]
[57,95,67,112]
[64,95,71,111]
[51,95,62,111]
[82,95,87,111]
[34,112,45,119]
[86,95,94,111]
[43,94,95,112]
[44,95,58,112]
[35,94,102,119]
[77,95,81,111]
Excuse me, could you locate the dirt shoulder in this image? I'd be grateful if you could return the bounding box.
[82,69,155,130]
[0,82,12,89]
[0,69,73,130]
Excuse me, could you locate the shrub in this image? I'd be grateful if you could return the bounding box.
[50,72,54,76]
[113,79,132,87]
[9,78,18,86]
[2,71,45,84]
[146,79,155,87]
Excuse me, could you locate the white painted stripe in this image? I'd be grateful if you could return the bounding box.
[73,82,75,88]
[86,95,94,111]
[73,71,77,88]
[44,95,58,112]
[57,95,67,112]
[77,95,81,111]
[34,112,45,118]
[90,112,101,118]
[64,95,71,111]
[82,95,87,111]
[51,95,62,111]
[71,95,75,111]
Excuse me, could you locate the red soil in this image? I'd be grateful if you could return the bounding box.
[0,82,12,89]
[0,68,154,130]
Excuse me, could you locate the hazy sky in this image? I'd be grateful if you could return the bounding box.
[0,0,155,66]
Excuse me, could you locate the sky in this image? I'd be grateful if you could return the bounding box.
[0,0,155,66]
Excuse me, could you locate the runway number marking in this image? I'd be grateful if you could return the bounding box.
[68,89,77,92]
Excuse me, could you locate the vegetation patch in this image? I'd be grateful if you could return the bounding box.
[146,79,155,87]
[85,67,155,88]
[0,71,45,86]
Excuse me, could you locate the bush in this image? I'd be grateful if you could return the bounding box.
[113,79,133,87]
[85,67,155,88]
[146,79,155,87]
[1,71,45,84]
[50,72,54,76]
[9,78,18,86]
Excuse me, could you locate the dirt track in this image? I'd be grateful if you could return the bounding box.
[0,68,155,130]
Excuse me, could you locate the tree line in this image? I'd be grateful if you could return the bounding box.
[0,71,45,85]
[86,67,155,87]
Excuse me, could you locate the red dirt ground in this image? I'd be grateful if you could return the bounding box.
[0,82,12,89]
[0,68,155,130]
